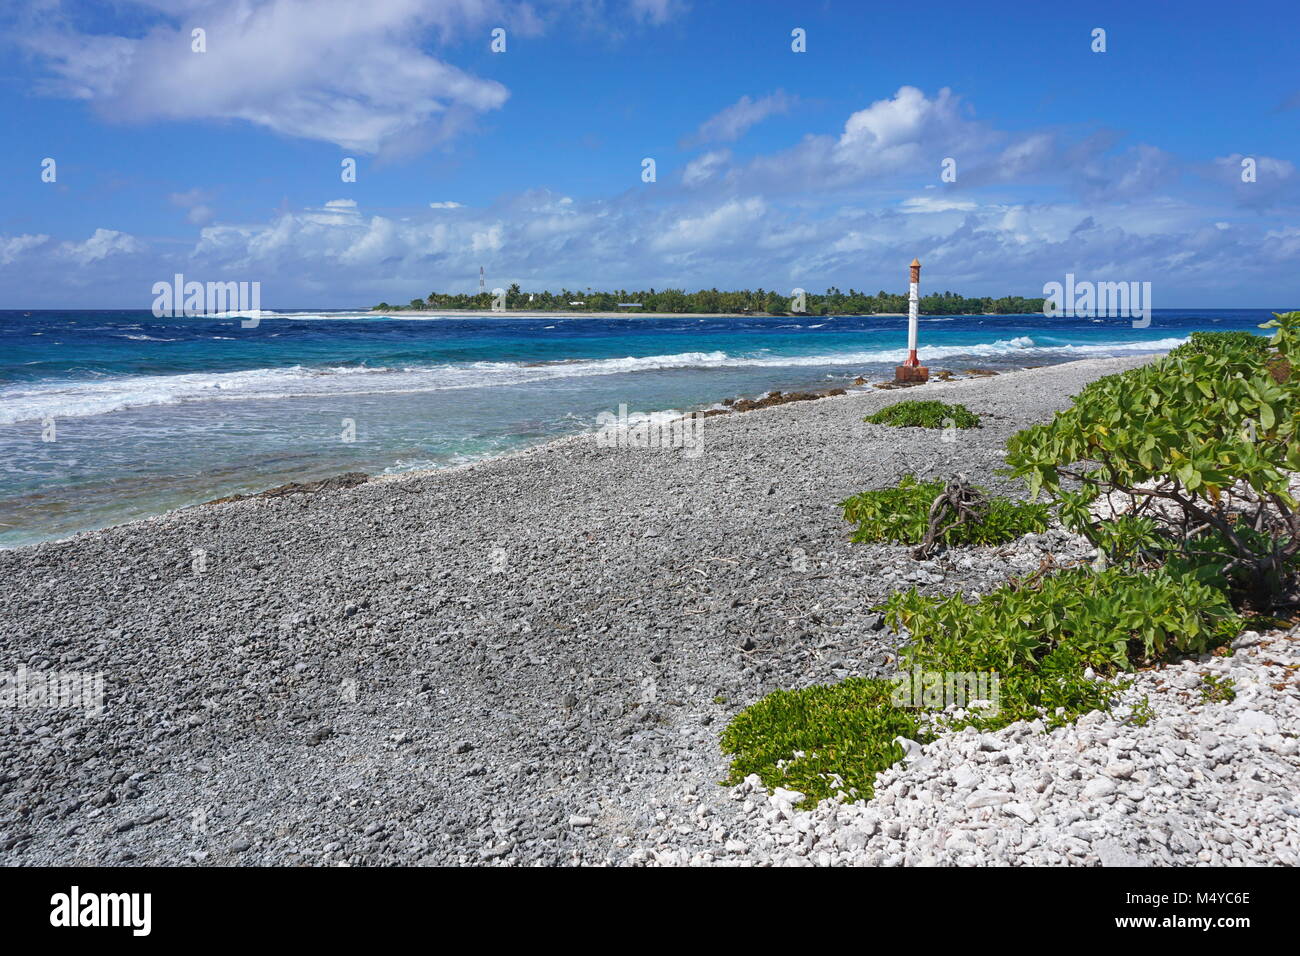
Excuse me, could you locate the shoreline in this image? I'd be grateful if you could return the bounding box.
[370,354,1128,488]
[370,308,911,319]
[2,355,1160,552]
[2,353,1191,868]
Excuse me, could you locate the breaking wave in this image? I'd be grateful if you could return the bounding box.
[0,338,1186,424]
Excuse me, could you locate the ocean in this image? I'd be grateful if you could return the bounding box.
[0,308,1280,547]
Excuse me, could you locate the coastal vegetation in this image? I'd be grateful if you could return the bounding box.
[840,475,1049,548]
[372,285,1046,315]
[1167,330,1271,360]
[723,566,1240,804]
[864,399,980,429]
[1006,311,1299,608]
[723,313,1300,806]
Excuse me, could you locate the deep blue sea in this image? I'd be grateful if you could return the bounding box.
[0,308,1282,547]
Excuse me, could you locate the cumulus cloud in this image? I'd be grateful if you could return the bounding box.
[3,185,1297,307]
[684,91,798,146]
[0,234,51,265]
[650,198,765,252]
[174,185,1300,306]
[58,229,144,265]
[20,0,689,154]
[706,86,1188,209]
[739,86,993,192]
[23,0,519,153]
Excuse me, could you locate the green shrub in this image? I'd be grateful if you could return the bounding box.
[864,400,980,429]
[721,566,1241,805]
[1006,312,1300,607]
[1168,330,1270,360]
[720,678,928,804]
[840,474,1049,547]
[886,566,1241,681]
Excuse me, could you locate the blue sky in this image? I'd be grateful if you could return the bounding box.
[1,0,1297,308]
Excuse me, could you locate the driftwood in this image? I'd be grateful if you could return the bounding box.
[913,475,987,559]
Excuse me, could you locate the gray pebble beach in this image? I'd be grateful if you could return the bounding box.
[6,354,1295,867]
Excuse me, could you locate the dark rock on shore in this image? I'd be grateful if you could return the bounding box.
[202,472,369,506]
[702,388,846,417]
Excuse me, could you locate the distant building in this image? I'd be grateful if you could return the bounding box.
[617,303,643,308]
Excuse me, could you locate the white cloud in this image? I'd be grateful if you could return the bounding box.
[0,234,51,265]
[685,91,797,146]
[471,224,504,253]
[24,0,515,153]
[22,0,687,154]
[838,86,956,157]
[901,196,977,214]
[6,187,1298,307]
[429,201,465,209]
[682,150,730,187]
[650,198,765,251]
[57,229,143,265]
[995,133,1056,178]
[740,86,992,192]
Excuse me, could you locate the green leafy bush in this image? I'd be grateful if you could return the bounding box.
[721,567,1241,805]
[840,475,1049,547]
[1006,312,1300,607]
[886,566,1240,682]
[720,678,928,804]
[864,400,980,429]
[1168,330,1270,360]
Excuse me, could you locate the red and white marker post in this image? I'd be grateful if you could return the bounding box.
[894,258,929,384]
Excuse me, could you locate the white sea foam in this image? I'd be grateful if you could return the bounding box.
[0,338,1186,424]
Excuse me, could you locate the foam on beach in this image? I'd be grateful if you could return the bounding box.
[0,338,1186,425]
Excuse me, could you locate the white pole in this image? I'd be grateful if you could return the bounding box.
[905,258,921,366]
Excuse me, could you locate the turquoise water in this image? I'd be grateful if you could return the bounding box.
[0,308,1279,546]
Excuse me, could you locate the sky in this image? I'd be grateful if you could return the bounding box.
[0,0,1297,309]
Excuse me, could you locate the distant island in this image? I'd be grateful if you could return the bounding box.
[372,286,1047,316]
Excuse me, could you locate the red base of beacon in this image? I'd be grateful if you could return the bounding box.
[894,364,929,384]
